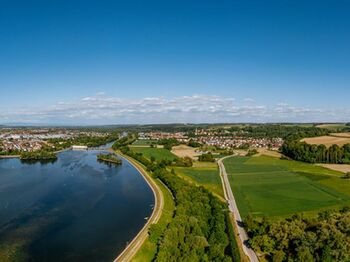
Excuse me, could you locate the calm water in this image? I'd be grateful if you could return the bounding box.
[0,150,154,261]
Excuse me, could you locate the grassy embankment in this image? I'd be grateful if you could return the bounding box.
[131,178,175,262]
[224,155,350,219]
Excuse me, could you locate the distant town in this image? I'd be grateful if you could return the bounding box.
[139,129,283,150]
[0,128,111,153]
[0,126,284,155]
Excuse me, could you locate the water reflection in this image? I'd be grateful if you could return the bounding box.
[20,158,58,165]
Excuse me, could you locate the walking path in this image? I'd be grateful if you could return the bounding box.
[114,153,164,262]
[218,155,259,262]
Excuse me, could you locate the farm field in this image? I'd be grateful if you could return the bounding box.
[131,147,178,162]
[330,132,350,138]
[174,162,225,199]
[316,123,347,130]
[223,156,350,219]
[257,148,282,158]
[317,163,350,173]
[301,135,350,147]
[171,145,199,160]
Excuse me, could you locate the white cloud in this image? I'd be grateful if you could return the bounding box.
[0,94,349,124]
[243,98,255,102]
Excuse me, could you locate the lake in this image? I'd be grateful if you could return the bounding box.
[0,149,154,261]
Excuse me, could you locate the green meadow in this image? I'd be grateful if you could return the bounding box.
[224,156,350,218]
[131,147,178,162]
[174,162,225,199]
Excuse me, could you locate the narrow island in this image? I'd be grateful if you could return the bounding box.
[97,153,122,165]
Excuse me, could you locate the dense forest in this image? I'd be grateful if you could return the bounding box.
[245,208,350,262]
[113,138,240,261]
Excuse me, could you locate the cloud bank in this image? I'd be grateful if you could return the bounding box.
[0,94,349,124]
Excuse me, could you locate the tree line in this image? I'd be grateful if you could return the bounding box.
[241,125,330,139]
[282,140,350,164]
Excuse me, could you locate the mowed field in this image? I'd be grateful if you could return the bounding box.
[224,156,350,218]
[174,162,225,199]
[131,147,178,161]
[301,135,350,147]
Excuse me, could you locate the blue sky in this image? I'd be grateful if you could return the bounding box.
[0,0,349,124]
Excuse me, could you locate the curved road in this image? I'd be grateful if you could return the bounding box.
[218,156,259,262]
[114,153,164,262]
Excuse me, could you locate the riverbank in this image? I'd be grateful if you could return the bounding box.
[114,151,164,262]
[0,148,70,159]
[0,145,103,160]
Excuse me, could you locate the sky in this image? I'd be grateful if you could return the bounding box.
[0,0,349,124]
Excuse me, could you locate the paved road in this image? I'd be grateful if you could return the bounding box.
[114,154,164,262]
[218,156,259,262]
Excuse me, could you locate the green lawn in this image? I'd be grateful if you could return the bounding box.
[174,162,225,199]
[131,147,178,162]
[224,156,350,219]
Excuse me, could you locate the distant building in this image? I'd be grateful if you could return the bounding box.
[72,145,88,150]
